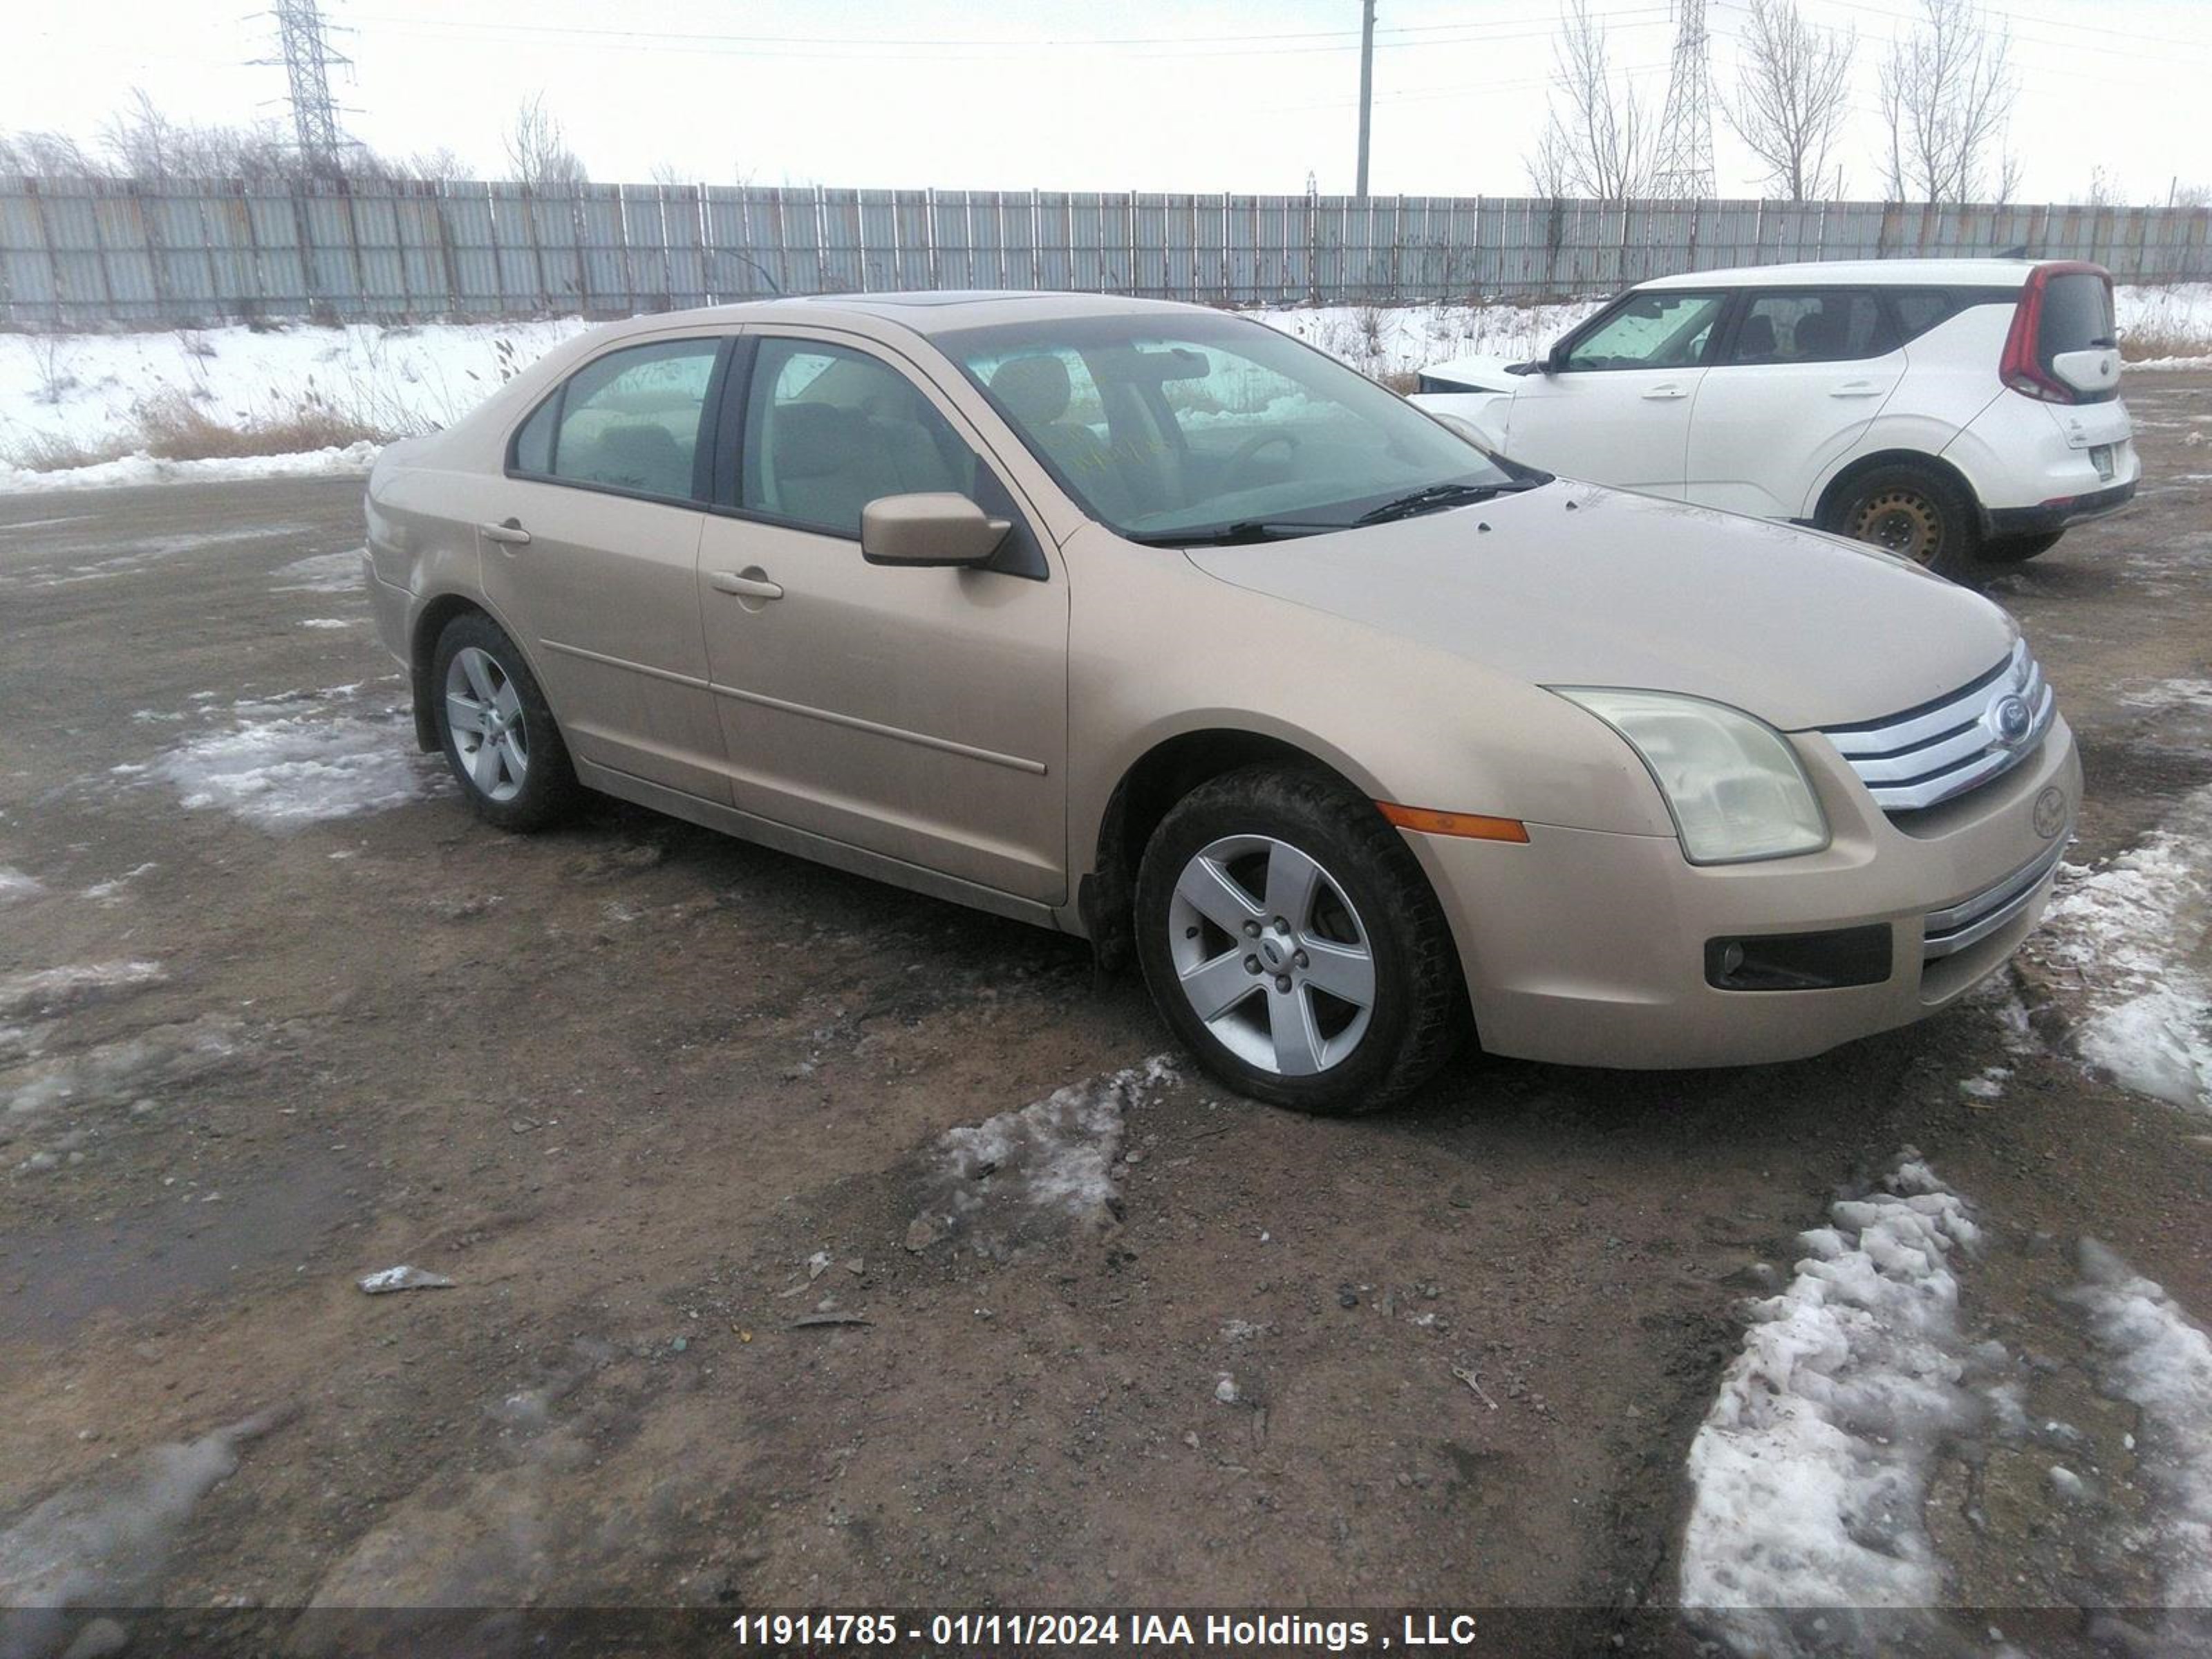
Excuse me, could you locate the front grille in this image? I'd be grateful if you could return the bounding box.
[1922,834,2070,960]
[1821,640,2055,814]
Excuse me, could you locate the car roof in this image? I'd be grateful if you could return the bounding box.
[580,289,1212,343]
[1637,259,2058,290]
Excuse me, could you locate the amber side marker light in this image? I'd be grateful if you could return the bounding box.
[1376,803,1530,843]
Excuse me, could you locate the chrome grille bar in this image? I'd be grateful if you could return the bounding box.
[1820,640,2056,813]
[1922,834,2070,959]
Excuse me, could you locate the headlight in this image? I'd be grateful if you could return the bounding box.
[1551,688,1828,865]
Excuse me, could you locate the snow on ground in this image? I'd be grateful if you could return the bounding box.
[0,868,41,905]
[2069,1242,2212,1610]
[0,1408,288,1651]
[1,282,2202,489]
[1679,1155,1987,1655]
[905,1058,1177,1258]
[0,319,586,458]
[0,522,321,591]
[0,962,164,1021]
[2025,783,2212,1111]
[271,550,367,594]
[126,685,444,833]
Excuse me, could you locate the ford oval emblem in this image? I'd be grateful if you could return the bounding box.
[1990,695,2033,747]
[2033,786,2067,840]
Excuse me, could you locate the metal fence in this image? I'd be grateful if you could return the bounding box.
[3,176,2208,328]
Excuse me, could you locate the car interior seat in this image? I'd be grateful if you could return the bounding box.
[988,355,1136,518]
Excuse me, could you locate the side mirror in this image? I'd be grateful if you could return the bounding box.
[1544,342,1569,375]
[860,493,1010,568]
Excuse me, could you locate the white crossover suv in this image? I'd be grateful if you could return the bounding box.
[1412,259,2137,579]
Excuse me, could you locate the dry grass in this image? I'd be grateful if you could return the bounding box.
[130,388,385,462]
[1,429,138,471]
[2121,324,2212,363]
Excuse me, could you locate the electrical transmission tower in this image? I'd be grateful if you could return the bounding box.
[1651,0,1716,200]
[259,0,354,174]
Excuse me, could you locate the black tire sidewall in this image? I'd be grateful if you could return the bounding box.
[1832,463,1980,579]
[430,614,574,832]
[1134,771,1444,1114]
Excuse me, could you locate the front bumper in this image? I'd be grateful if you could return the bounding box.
[1404,715,2081,1069]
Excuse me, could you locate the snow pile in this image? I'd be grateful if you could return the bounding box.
[0,1408,288,1651]
[1680,1156,1987,1653]
[0,962,164,1020]
[2119,282,2212,371]
[2069,1241,2212,1609]
[1254,298,1602,382]
[906,1057,1176,1257]
[0,441,379,495]
[2027,783,2212,1111]
[0,867,41,906]
[135,687,443,832]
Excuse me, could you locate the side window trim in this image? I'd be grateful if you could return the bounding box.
[711,327,1051,583]
[502,334,733,509]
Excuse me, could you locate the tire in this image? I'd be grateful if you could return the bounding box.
[1134,765,1468,1115]
[1824,462,1981,580]
[1981,529,2064,564]
[430,612,581,832]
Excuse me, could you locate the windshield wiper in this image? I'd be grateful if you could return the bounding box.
[1353,479,1541,525]
[1125,519,1348,547]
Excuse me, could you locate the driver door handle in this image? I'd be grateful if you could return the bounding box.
[709,570,785,601]
[480,518,532,545]
[1640,384,1689,401]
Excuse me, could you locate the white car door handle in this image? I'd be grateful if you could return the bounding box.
[480,518,532,546]
[1830,381,1886,398]
[709,570,785,601]
[1640,384,1688,401]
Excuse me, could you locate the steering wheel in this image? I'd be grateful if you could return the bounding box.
[1220,431,1300,491]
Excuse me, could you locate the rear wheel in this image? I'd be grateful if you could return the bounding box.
[1826,462,1980,580]
[1134,767,1468,1115]
[431,613,581,832]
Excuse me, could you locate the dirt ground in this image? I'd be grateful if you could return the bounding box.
[1,376,2209,1658]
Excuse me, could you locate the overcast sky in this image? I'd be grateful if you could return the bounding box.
[10,0,2211,203]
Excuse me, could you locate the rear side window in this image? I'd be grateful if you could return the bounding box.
[512,338,722,504]
[2037,272,2117,363]
[1888,290,1957,345]
[742,337,981,538]
[1726,290,1891,364]
[1564,292,1725,371]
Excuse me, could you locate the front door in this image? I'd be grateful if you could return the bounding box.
[1504,288,1728,498]
[480,335,731,803]
[695,331,1070,903]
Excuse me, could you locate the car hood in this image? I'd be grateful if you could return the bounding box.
[1185,482,2018,731]
[1418,353,1524,392]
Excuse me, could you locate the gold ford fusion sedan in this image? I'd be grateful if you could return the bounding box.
[364,291,2079,1114]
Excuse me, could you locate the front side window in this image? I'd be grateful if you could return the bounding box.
[1564,292,1725,371]
[1727,290,1889,365]
[513,338,721,503]
[942,312,1530,543]
[742,338,982,538]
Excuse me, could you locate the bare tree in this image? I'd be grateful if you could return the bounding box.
[1878,0,2018,203]
[2173,181,2212,209]
[504,93,588,187]
[0,129,106,176]
[1723,0,1855,200]
[1526,0,1651,200]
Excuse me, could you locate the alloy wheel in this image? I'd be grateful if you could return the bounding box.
[1165,834,1376,1077]
[444,645,529,803]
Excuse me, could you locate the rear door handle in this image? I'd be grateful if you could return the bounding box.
[480,518,532,545]
[1830,380,1886,398]
[1640,384,1688,401]
[709,570,785,601]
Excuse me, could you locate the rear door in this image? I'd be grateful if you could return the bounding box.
[1685,288,1904,519]
[480,335,733,803]
[1498,288,1726,498]
[695,330,1071,903]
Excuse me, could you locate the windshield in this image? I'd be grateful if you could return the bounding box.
[937,312,1537,543]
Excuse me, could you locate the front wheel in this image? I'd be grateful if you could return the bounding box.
[1134,767,1468,1114]
[431,613,581,832]
[1825,463,1980,580]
